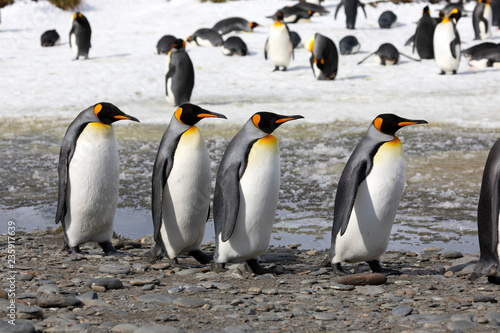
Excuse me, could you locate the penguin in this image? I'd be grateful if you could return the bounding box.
[151,104,226,264]
[290,31,302,49]
[470,138,500,284]
[69,12,91,60]
[166,38,195,106]
[339,35,361,55]
[187,28,223,47]
[294,2,329,16]
[442,3,465,17]
[463,43,500,68]
[329,114,427,275]
[268,6,315,24]
[222,36,248,56]
[41,30,60,47]
[55,103,139,254]
[492,0,500,26]
[305,33,339,80]
[212,17,260,35]
[378,10,397,29]
[433,8,461,74]
[473,0,493,40]
[212,112,304,274]
[264,11,294,71]
[156,35,176,55]
[335,0,367,30]
[357,43,420,66]
[412,6,437,59]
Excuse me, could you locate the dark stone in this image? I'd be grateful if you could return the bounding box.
[338,273,387,286]
[36,296,83,308]
[85,277,123,290]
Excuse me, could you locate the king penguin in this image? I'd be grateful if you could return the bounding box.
[166,38,195,106]
[213,112,304,274]
[305,33,339,80]
[55,103,139,254]
[264,11,294,71]
[329,114,427,275]
[433,8,461,74]
[151,103,226,264]
[334,0,367,29]
[69,12,91,60]
[413,6,437,59]
[473,0,493,40]
[470,138,500,284]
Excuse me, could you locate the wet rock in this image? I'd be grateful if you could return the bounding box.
[257,314,281,322]
[473,295,496,303]
[36,296,83,308]
[167,285,184,294]
[137,294,175,304]
[447,320,477,331]
[328,283,354,291]
[391,305,412,317]
[99,264,131,275]
[151,263,170,270]
[77,291,98,300]
[338,273,387,286]
[172,297,208,308]
[86,277,123,290]
[0,320,36,333]
[176,268,202,276]
[111,323,138,332]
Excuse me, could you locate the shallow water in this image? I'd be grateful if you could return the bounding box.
[0,117,496,253]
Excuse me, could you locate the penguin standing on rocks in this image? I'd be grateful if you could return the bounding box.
[166,39,195,106]
[329,114,427,275]
[433,8,461,74]
[56,103,139,254]
[473,0,493,40]
[213,112,303,274]
[335,0,367,29]
[69,12,91,60]
[265,11,294,71]
[151,104,226,264]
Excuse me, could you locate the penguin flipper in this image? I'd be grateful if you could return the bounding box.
[264,38,269,60]
[334,1,344,20]
[220,163,241,242]
[399,52,421,62]
[358,1,368,19]
[471,139,500,280]
[333,160,368,237]
[450,34,460,59]
[357,51,376,65]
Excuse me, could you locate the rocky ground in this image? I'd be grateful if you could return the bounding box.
[1,230,500,333]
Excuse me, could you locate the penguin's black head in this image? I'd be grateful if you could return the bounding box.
[249,22,260,30]
[171,38,186,50]
[373,114,427,136]
[275,11,285,22]
[93,102,140,125]
[73,12,87,24]
[422,6,430,15]
[174,103,226,126]
[251,112,304,134]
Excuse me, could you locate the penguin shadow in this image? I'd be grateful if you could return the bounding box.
[457,68,500,75]
[286,65,310,72]
[336,75,369,81]
[89,53,132,60]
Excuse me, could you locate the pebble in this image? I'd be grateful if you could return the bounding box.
[391,305,413,317]
[172,297,208,308]
[338,273,387,286]
[137,294,175,304]
[132,324,186,332]
[111,323,138,332]
[99,264,131,275]
[0,320,36,333]
[36,284,61,295]
[473,295,496,303]
[86,277,123,290]
[314,313,337,321]
[447,320,477,331]
[442,250,463,259]
[36,296,83,308]
[16,304,43,319]
[130,278,160,286]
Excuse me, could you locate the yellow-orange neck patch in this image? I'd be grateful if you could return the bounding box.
[184,126,198,135]
[258,134,277,145]
[385,136,401,146]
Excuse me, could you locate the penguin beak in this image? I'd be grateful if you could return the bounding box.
[197,111,227,120]
[275,115,304,124]
[398,119,427,127]
[114,114,140,123]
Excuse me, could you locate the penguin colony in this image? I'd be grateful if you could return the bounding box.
[40,0,499,282]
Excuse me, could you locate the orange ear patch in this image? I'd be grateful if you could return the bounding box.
[175,107,184,124]
[374,117,383,131]
[252,114,261,129]
[94,104,103,117]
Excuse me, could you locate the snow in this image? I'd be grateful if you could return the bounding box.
[1,0,499,127]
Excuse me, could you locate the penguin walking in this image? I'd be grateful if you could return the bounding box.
[329,114,427,275]
[69,12,91,60]
[433,8,461,74]
[56,103,139,254]
[412,6,437,59]
[473,0,493,40]
[166,39,195,106]
[213,112,304,274]
[334,0,367,29]
[151,104,226,264]
[306,33,338,80]
[470,138,500,284]
[264,11,294,71]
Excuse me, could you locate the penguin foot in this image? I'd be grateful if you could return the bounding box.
[147,245,165,263]
[487,276,500,284]
[281,67,287,71]
[247,259,282,275]
[69,245,81,254]
[273,66,280,72]
[189,250,214,265]
[99,242,119,255]
[367,260,402,276]
[332,263,350,276]
[211,262,226,273]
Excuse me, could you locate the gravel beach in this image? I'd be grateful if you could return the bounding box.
[1,230,500,332]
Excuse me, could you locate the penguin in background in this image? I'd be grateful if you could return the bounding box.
[378,10,397,29]
[335,0,367,29]
[213,112,304,274]
[492,0,500,26]
[264,11,294,71]
[156,35,176,55]
[357,43,420,66]
[339,35,361,55]
[56,103,140,254]
[470,138,500,284]
[212,17,260,35]
[41,30,60,47]
[412,6,437,59]
[151,104,226,264]
[166,38,195,106]
[187,28,223,47]
[473,0,493,40]
[433,8,461,74]
[329,114,427,275]
[305,33,338,80]
[69,12,91,60]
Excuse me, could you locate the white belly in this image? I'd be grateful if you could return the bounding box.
[217,135,280,263]
[469,58,489,68]
[333,139,406,264]
[268,24,292,67]
[65,123,119,247]
[433,22,460,73]
[166,76,174,106]
[160,127,211,259]
[481,5,493,39]
[70,33,78,58]
[312,62,322,78]
[196,37,215,47]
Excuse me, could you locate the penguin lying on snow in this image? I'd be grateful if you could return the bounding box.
[306,33,338,80]
[268,6,315,23]
[339,35,360,55]
[212,17,260,35]
[335,0,367,29]
[166,39,194,106]
[41,30,60,47]
[151,104,226,264]
[69,12,91,60]
[378,10,397,29]
[463,43,500,68]
[329,114,427,275]
[470,138,500,284]
[213,112,304,275]
[222,36,248,56]
[187,28,223,47]
[156,35,176,55]
[265,11,294,71]
[357,43,420,66]
[56,103,139,254]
